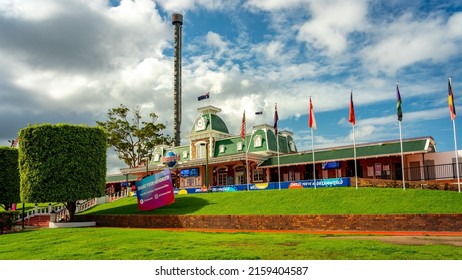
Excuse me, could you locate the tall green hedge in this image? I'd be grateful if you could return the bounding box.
[18,124,107,205]
[0,147,20,210]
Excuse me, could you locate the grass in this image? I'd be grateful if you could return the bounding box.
[1,227,462,260]
[80,187,462,215]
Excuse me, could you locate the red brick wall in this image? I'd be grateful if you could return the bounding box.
[76,213,462,232]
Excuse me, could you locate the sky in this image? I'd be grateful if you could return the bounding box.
[1,0,462,173]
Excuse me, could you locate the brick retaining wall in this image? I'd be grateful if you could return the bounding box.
[75,214,462,232]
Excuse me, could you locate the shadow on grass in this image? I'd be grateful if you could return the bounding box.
[79,196,213,215]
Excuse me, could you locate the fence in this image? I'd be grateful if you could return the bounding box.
[405,163,462,181]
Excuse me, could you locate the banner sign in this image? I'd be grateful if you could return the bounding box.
[174,178,351,194]
[135,169,175,211]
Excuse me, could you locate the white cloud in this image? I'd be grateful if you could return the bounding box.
[297,0,368,56]
[245,0,308,11]
[362,12,462,75]
[0,0,63,21]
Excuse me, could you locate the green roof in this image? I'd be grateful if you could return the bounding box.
[106,174,138,183]
[259,137,434,167]
[209,114,229,134]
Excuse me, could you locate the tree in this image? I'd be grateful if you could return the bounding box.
[0,147,20,210]
[19,124,107,221]
[97,104,172,168]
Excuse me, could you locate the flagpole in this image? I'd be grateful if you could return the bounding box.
[245,137,249,192]
[311,127,316,189]
[349,91,358,190]
[396,81,406,190]
[452,118,461,192]
[352,125,358,190]
[277,134,281,191]
[399,121,406,190]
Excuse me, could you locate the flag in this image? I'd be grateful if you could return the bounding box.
[197,92,210,101]
[448,78,456,120]
[309,97,317,129]
[240,111,246,140]
[396,84,403,121]
[255,111,263,115]
[348,92,355,126]
[273,103,279,135]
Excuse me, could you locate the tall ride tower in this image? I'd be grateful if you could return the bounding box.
[172,13,183,147]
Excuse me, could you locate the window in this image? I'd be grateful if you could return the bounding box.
[196,143,206,159]
[253,169,264,182]
[254,135,262,148]
[154,153,160,162]
[237,142,243,151]
[183,151,188,159]
[219,145,225,153]
[235,167,245,184]
[217,168,227,185]
[289,140,296,151]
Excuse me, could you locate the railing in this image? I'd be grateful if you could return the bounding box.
[405,163,462,181]
[107,189,129,202]
[15,204,66,224]
[76,198,97,213]
[14,190,130,225]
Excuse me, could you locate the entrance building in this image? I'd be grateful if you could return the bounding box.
[116,104,460,190]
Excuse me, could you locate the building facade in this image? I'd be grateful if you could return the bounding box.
[109,104,461,192]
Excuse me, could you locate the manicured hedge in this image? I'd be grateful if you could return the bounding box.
[0,147,20,210]
[18,124,107,204]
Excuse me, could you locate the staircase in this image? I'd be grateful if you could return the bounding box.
[20,215,50,227]
[16,189,130,227]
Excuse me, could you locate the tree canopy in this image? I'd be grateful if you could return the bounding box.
[18,124,107,220]
[97,104,172,168]
[0,147,20,210]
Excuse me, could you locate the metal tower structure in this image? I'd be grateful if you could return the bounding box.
[172,13,183,147]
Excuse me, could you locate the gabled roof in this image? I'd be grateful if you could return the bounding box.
[258,136,435,168]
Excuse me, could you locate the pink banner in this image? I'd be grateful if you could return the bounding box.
[135,169,175,211]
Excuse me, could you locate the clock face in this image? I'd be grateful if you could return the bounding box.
[195,117,207,131]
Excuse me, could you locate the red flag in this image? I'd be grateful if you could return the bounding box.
[309,97,317,129]
[240,111,246,140]
[348,92,355,126]
[449,78,456,120]
[274,103,279,135]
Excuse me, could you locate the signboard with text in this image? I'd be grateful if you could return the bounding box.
[135,169,175,211]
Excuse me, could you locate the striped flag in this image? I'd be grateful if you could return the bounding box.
[396,83,403,121]
[448,78,456,120]
[240,111,246,140]
[274,103,279,135]
[348,92,355,126]
[309,97,317,129]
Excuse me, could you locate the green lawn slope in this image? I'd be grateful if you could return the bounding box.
[80,187,462,215]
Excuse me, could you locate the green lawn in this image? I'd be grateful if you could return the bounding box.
[1,227,461,260]
[80,187,462,215]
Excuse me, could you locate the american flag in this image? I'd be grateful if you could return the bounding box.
[240,111,246,140]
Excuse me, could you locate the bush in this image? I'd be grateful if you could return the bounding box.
[18,124,107,221]
[0,147,20,210]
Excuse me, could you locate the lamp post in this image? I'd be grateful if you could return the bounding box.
[145,154,151,177]
[200,142,209,190]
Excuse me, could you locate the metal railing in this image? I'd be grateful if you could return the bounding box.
[405,163,462,181]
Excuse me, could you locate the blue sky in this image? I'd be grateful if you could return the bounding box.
[1,0,462,173]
